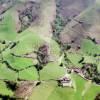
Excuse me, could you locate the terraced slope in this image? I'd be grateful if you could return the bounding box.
[0,0,100,100]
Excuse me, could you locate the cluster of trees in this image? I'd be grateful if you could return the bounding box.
[82,63,100,85]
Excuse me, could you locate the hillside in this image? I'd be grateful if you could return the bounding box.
[0,0,100,100]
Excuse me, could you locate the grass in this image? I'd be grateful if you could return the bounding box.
[0,0,100,99]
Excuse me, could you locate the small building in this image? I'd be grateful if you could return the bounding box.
[57,76,73,87]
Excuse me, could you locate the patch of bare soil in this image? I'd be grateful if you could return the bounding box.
[57,0,95,20]
[16,1,40,33]
[60,2,100,51]
[0,0,16,15]
[15,81,39,99]
[15,0,56,43]
[52,0,96,51]
[59,23,86,50]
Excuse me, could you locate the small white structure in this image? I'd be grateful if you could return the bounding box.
[57,75,73,87]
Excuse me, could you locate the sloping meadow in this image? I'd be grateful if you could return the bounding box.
[0,0,100,100]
